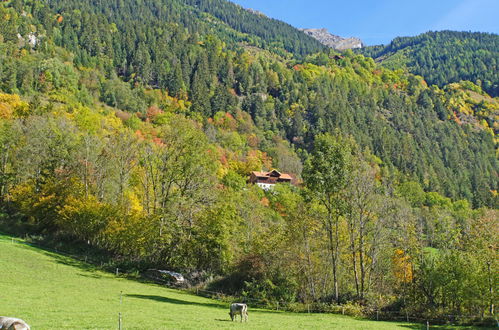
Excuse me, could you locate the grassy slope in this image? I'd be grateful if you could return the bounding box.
[0,234,474,329]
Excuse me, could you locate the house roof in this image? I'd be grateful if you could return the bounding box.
[252,171,269,178]
[251,170,292,180]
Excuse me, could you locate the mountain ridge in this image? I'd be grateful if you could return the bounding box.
[359,30,499,96]
[300,28,364,50]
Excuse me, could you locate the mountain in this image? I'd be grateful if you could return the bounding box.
[300,28,364,50]
[180,0,327,56]
[0,0,497,322]
[359,31,499,96]
[0,0,495,205]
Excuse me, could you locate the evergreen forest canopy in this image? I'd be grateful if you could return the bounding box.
[360,31,499,97]
[0,0,497,324]
[180,0,327,56]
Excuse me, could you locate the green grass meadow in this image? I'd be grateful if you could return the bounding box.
[0,234,477,329]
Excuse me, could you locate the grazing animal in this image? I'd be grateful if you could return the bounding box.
[229,303,248,322]
[0,317,30,330]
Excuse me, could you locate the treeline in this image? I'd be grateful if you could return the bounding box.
[360,31,499,97]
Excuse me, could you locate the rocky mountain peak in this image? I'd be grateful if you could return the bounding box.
[300,28,364,50]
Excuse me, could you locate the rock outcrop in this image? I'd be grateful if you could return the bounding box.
[300,28,363,50]
[245,8,266,17]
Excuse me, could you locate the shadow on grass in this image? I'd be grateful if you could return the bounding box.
[215,319,232,322]
[77,272,103,279]
[391,325,422,329]
[126,294,225,309]
[399,325,476,329]
[38,249,100,273]
[2,235,102,275]
[0,229,113,274]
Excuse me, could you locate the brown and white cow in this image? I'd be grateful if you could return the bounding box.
[229,303,248,322]
[0,317,30,330]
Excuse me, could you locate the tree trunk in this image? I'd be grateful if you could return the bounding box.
[488,261,494,315]
[332,212,340,302]
[0,148,8,198]
[349,220,360,298]
[304,228,317,300]
[359,232,365,300]
[325,208,340,302]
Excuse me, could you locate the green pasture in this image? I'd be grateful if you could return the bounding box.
[0,234,476,329]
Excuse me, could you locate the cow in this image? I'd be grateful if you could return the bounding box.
[229,303,248,322]
[0,317,30,330]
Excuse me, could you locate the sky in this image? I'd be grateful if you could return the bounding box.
[230,0,499,45]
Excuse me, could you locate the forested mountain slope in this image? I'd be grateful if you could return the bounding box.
[44,0,325,60]
[360,31,499,97]
[180,0,327,56]
[2,0,496,205]
[0,1,498,323]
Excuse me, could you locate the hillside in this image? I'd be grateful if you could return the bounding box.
[180,0,327,56]
[359,31,499,97]
[41,0,326,58]
[1,1,496,205]
[0,0,497,324]
[0,234,432,329]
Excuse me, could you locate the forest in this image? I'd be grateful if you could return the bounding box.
[359,31,499,97]
[0,0,497,324]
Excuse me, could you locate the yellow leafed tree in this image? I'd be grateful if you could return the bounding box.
[0,93,29,119]
[393,249,413,283]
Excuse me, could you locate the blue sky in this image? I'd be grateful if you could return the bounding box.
[230,0,499,45]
